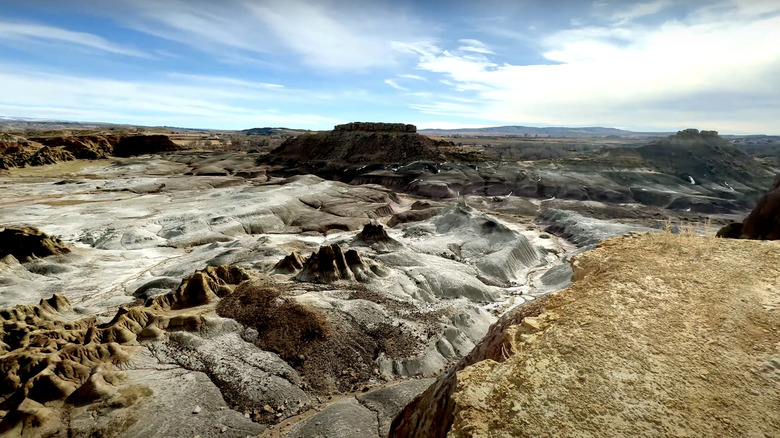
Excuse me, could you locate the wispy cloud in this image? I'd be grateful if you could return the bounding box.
[87,0,431,71]
[596,0,672,24]
[457,38,494,54]
[384,79,409,91]
[397,74,427,81]
[0,66,336,128]
[165,73,284,89]
[0,21,149,57]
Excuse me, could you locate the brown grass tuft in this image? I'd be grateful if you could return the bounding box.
[216,281,329,361]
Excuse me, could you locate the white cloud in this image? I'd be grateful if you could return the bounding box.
[0,21,148,57]
[399,2,780,133]
[397,74,427,81]
[384,79,408,91]
[89,0,431,71]
[165,73,284,89]
[599,0,672,24]
[0,66,336,128]
[457,38,494,54]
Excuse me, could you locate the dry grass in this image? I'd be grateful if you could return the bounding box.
[216,281,329,361]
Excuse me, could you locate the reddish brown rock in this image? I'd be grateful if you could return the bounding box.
[112,135,182,157]
[718,174,780,240]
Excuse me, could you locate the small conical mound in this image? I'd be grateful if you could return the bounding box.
[273,252,305,273]
[294,244,356,283]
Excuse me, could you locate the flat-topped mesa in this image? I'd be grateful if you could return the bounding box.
[334,122,417,133]
[675,128,719,138]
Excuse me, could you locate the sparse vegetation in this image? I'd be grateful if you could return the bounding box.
[216,281,330,361]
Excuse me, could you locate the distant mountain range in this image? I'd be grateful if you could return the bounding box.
[418,126,676,138]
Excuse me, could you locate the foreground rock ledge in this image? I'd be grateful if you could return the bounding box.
[391,232,780,437]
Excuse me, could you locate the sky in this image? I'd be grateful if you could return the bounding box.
[0,0,779,133]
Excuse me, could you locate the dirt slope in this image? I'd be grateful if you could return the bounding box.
[447,232,780,437]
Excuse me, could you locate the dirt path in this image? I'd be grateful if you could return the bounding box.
[449,232,780,437]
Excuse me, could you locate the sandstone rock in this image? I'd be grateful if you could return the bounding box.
[0,226,71,261]
[113,135,182,157]
[728,174,780,240]
[392,233,780,437]
[353,223,401,251]
[355,223,391,242]
[294,244,356,283]
[147,265,251,310]
[388,297,551,438]
[334,122,417,133]
[273,252,305,273]
[31,135,120,159]
[26,146,75,166]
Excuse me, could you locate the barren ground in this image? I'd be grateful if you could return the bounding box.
[449,232,780,437]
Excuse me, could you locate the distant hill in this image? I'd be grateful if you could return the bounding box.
[0,117,220,134]
[635,129,774,188]
[240,127,313,136]
[419,125,674,138]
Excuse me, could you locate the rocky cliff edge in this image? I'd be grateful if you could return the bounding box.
[390,231,780,437]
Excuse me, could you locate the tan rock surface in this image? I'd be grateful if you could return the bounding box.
[448,232,780,437]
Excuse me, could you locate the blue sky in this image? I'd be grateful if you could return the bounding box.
[0,0,779,133]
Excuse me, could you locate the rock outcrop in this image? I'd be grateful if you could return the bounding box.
[388,296,551,438]
[353,223,401,250]
[31,135,120,159]
[112,135,182,157]
[262,123,449,171]
[146,265,251,310]
[26,146,76,166]
[0,264,254,435]
[334,122,417,133]
[0,226,71,261]
[0,133,179,168]
[718,174,780,240]
[273,252,305,273]
[636,128,770,191]
[294,244,360,283]
[390,232,780,437]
